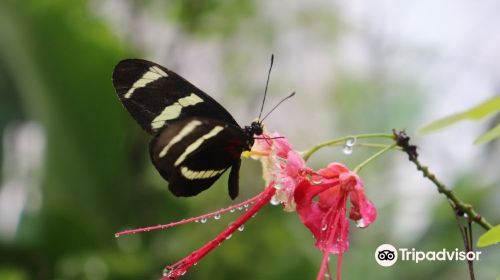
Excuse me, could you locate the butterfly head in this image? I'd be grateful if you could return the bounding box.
[243,121,263,149]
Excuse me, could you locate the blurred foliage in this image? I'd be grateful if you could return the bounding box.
[477,225,500,248]
[164,0,255,36]
[419,96,500,144]
[0,1,498,280]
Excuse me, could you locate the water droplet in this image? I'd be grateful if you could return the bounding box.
[342,145,353,155]
[463,213,468,218]
[230,208,236,213]
[355,219,366,228]
[162,268,171,276]
[226,234,232,240]
[114,233,119,238]
[270,195,280,205]
[195,219,199,223]
[321,224,328,231]
[237,206,244,211]
[252,213,258,218]
[200,218,208,224]
[244,203,249,209]
[194,262,198,266]
[238,225,245,231]
[214,214,221,220]
[312,179,323,185]
[345,137,356,147]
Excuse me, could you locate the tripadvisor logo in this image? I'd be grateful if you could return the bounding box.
[375,244,482,267]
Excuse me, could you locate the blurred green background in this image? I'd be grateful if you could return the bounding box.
[0,1,499,279]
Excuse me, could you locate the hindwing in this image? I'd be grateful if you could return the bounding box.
[149,118,248,198]
[112,59,239,135]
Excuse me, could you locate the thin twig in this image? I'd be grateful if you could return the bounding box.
[393,130,493,231]
[450,199,475,280]
[466,221,475,280]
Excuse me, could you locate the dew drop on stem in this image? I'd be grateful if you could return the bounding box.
[342,145,353,155]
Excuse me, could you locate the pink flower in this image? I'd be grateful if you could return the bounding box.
[115,132,376,280]
[294,163,377,280]
[251,132,310,211]
[254,133,377,280]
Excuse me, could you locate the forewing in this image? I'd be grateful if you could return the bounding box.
[112,59,239,135]
[149,118,247,198]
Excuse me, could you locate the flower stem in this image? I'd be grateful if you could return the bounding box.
[353,143,397,173]
[356,143,401,150]
[393,130,493,230]
[301,133,394,161]
[161,185,277,279]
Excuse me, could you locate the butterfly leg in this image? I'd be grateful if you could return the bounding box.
[228,159,241,199]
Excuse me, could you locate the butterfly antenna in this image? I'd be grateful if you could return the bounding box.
[261,91,295,122]
[258,54,274,122]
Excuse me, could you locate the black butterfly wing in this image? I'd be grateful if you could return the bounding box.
[149,118,248,199]
[112,59,239,135]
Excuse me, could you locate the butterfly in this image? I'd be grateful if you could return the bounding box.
[112,58,283,199]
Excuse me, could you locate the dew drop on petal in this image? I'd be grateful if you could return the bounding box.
[195,219,199,223]
[226,234,232,240]
[342,144,353,155]
[238,225,245,232]
[214,214,221,220]
[355,219,366,228]
[230,208,236,213]
[200,218,208,224]
[237,206,244,211]
[321,224,328,231]
[312,179,323,185]
[114,233,119,238]
[270,195,280,206]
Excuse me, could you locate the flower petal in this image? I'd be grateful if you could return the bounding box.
[349,182,377,227]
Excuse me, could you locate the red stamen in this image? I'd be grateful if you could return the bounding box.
[114,192,266,237]
[317,251,330,280]
[161,185,276,279]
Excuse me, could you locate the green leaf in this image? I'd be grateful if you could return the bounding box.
[474,122,500,144]
[477,224,500,247]
[419,96,500,134]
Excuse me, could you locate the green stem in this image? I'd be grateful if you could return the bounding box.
[353,143,397,173]
[356,143,402,150]
[301,133,394,161]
